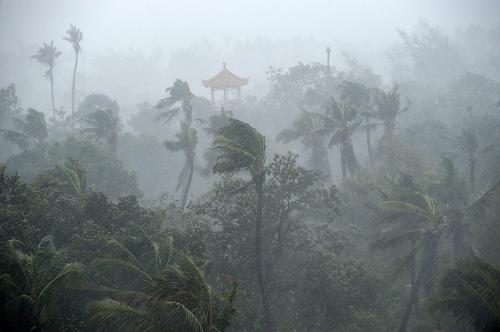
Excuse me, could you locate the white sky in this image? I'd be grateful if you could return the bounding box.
[0,0,499,114]
[1,0,499,53]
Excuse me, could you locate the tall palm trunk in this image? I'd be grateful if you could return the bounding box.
[311,141,332,184]
[181,159,194,208]
[71,51,79,117]
[399,237,437,332]
[409,240,420,318]
[366,126,373,164]
[49,67,56,118]
[399,264,427,332]
[340,145,347,180]
[385,120,395,138]
[469,157,476,193]
[109,133,118,157]
[254,174,274,332]
[343,140,359,176]
[452,223,466,261]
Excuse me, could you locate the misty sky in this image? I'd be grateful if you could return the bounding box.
[2,0,499,53]
[1,0,499,116]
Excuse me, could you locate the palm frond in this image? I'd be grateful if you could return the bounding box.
[430,256,500,331]
[37,263,82,303]
[106,239,145,271]
[90,258,153,284]
[213,118,266,176]
[87,298,160,332]
[463,177,500,219]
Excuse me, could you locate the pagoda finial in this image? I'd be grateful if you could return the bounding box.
[223,62,226,69]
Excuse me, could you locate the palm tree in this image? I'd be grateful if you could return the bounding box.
[374,186,447,332]
[164,122,198,208]
[372,174,425,317]
[457,128,479,192]
[63,25,83,117]
[157,80,198,206]
[32,41,61,118]
[376,175,500,332]
[212,118,274,332]
[156,79,194,125]
[60,157,87,195]
[340,81,377,164]
[199,108,232,176]
[1,108,48,150]
[87,235,236,332]
[428,158,469,260]
[80,108,120,156]
[277,110,332,182]
[430,256,500,331]
[373,85,409,141]
[315,98,361,179]
[0,236,82,331]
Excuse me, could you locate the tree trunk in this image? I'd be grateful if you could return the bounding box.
[254,175,274,332]
[71,51,79,117]
[398,264,427,332]
[385,120,395,139]
[452,223,466,261]
[184,104,193,125]
[469,157,476,193]
[409,240,420,318]
[399,237,437,332]
[366,127,373,164]
[311,141,332,184]
[181,159,194,208]
[49,68,56,118]
[109,133,118,157]
[344,140,359,176]
[340,145,346,180]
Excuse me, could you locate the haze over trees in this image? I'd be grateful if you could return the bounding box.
[1,1,500,331]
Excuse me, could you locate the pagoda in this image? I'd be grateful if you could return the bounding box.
[203,62,248,110]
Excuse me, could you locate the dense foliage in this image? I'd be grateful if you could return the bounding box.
[1,20,500,332]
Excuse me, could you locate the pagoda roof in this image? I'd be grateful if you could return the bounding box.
[203,63,249,88]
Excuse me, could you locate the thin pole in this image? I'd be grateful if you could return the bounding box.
[326,45,331,94]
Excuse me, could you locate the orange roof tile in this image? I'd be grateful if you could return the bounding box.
[203,63,249,88]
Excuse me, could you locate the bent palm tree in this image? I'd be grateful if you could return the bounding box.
[0,236,82,331]
[164,122,198,208]
[199,108,232,175]
[87,235,236,332]
[157,80,198,205]
[430,256,500,331]
[457,128,479,192]
[315,99,361,179]
[212,118,274,332]
[80,108,120,156]
[1,108,48,150]
[382,177,500,332]
[64,25,83,117]
[277,110,332,182]
[374,85,409,141]
[32,41,61,118]
[428,158,469,260]
[372,174,423,315]
[340,81,377,163]
[156,79,194,124]
[374,187,447,332]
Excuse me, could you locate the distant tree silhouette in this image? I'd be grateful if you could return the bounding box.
[32,41,61,118]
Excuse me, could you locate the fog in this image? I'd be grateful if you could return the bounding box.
[2,0,499,111]
[1,1,500,331]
